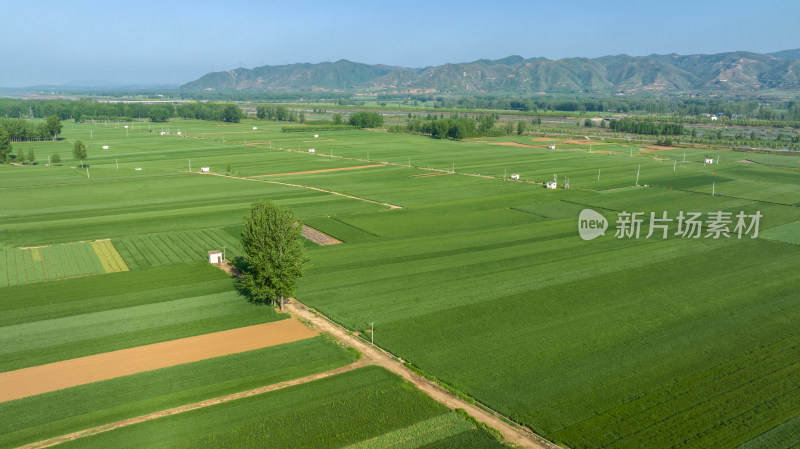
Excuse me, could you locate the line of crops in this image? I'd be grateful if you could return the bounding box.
[344,411,504,449]
[115,228,242,270]
[0,336,355,449]
[0,262,282,372]
[0,242,107,287]
[57,367,450,449]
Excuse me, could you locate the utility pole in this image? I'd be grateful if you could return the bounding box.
[370,322,374,344]
[635,164,640,186]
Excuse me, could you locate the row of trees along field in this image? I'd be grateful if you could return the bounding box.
[0,99,245,124]
[382,94,800,119]
[398,113,534,139]
[608,119,684,135]
[0,116,62,163]
[256,105,305,123]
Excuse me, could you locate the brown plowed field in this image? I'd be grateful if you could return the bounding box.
[0,319,317,402]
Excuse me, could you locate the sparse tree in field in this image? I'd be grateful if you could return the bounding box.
[256,105,267,119]
[73,140,88,166]
[0,127,11,163]
[51,153,61,165]
[299,111,305,124]
[27,148,35,164]
[148,107,170,123]
[517,121,526,135]
[45,115,62,140]
[348,111,383,128]
[600,119,606,128]
[222,104,243,123]
[237,201,308,310]
[332,113,343,125]
[584,118,593,127]
[16,148,26,164]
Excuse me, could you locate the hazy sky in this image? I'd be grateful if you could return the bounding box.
[2,0,798,87]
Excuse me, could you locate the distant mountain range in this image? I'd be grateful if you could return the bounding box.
[181,50,800,95]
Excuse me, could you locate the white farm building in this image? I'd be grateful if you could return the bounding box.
[208,250,223,264]
[546,181,557,189]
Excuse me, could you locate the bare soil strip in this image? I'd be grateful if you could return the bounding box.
[249,164,385,177]
[18,360,368,449]
[530,137,560,142]
[561,139,604,145]
[640,145,679,152]
[302,225,342,245]
[0,320,317,403]
[488,142,543,148]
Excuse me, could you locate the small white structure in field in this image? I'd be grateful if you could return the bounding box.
[177,131,182,135]
[135,168,142,171]
[548,145,556,150]
[510,173,520,180]
[704,157,714,164]
[201,167,210,173]
[253,127,258,130]
[102,145,109,149]
[160,131,166,136]
[124,125,129,129]
[546,181,557,189]
[314,134,319,138]
[711,116,718,121]
[308,148,315,153]
[208,250,223,264]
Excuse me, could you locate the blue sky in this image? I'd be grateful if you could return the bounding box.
[2,0,798,87]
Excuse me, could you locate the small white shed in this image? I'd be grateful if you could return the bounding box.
[201,167,210,173]
[704,157,714,164]
[160,132,166,136]
[308,148,315,153]
[548,145,556,150]
[546,181,557,189]
[253,127,258,130]
[510,173,520,180]
[208,250,223,264]
[102,145,109,149]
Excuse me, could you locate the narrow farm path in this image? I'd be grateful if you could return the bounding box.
[0,319,317,403]
[18,359,369,449]
[203,171,403,209]
[284,300,562,449]
[249,164,385,177]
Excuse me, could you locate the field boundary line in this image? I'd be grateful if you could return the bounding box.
[249,164,386,177]
[201,172,403,209]
[18,359,368,449]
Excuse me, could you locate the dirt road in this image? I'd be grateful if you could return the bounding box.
[284,301,562,449]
